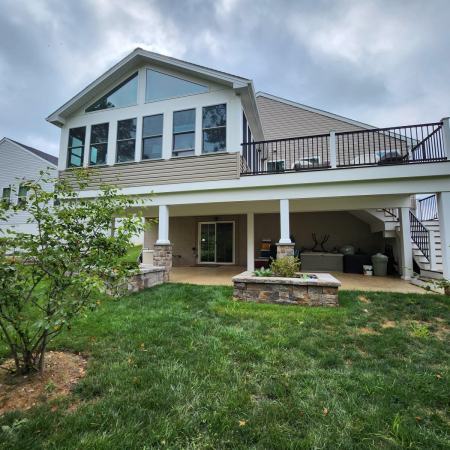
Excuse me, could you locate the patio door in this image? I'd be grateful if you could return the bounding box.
[198,221,234,264]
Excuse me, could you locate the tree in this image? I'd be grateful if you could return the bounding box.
[0,170,145,374]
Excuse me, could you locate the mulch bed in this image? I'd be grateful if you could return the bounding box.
[0,351,87,415]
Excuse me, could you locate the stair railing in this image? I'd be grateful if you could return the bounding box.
[409,210,431,261]
[417,194,438,221]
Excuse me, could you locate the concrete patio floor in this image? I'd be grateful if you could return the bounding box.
[170,266,427,293]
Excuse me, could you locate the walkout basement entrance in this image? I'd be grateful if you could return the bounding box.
[198,221,235,264]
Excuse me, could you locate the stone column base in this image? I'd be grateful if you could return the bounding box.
[276,242,295,259]
[153,243,172,281]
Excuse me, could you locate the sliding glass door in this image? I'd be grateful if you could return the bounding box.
[199,221,234,264]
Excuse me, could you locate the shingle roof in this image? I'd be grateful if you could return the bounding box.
[8,139,58,166]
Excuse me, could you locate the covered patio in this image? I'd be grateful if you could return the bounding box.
[169,265,427,293]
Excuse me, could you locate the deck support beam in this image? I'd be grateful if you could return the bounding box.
[247,212,254,272]
[437,192,450,279]
[156,205,170,245]
[399,207,413,280]
[278,199,291,244]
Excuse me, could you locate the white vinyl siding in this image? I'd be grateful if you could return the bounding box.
[0,140,56,234]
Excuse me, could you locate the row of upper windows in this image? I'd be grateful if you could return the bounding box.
[67,104,226,167]
[85,69,209,113]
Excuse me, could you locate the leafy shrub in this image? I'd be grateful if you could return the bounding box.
[253,267,273,277]
[270,256,300,278]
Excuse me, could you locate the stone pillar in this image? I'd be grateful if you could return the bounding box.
[247,212,254,272]
[276,242,295,259]
[153,244,172,281]
[437,192,450,279]
[399,207,413,280]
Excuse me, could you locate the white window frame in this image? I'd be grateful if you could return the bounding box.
[197,221,235,265]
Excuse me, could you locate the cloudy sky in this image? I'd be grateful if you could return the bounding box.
[1,0,449,156]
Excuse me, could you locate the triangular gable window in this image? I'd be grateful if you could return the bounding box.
[146,69,208,102]
[86,73,138,112]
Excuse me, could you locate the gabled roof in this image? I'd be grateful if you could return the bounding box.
[46,48,259,129]
[0,137,58,166]
[255,91,377,131]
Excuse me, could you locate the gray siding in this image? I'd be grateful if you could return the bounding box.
[60,152,240,190]
[256,95,365,140]
[0,139,56,234]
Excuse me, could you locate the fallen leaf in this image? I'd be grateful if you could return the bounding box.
[323,407,329,416]
[436,373,442,380]
[238,419,247,427]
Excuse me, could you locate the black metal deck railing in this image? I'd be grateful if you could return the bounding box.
[417,194,439,221]
[241,121,447,175]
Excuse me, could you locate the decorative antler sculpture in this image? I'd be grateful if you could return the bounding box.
[311,233,330,252]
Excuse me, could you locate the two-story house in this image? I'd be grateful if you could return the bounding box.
[47,48,450,283]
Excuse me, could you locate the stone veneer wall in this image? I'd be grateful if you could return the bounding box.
[233,272,340,307]
[127,267,166,292]
[153,244,172,281]
[276,243,295,259]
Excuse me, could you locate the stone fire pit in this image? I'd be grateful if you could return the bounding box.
[232,271,341,307]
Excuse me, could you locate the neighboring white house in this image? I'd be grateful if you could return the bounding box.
[46,48,450,281]
[0,138,58,235]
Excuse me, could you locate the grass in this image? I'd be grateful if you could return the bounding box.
[0,284,449,449]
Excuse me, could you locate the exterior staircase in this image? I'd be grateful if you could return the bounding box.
[351,195,443,279]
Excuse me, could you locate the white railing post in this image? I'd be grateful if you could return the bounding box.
[329,130,337,168]
[429,229,437,271]
[441,117,450,160]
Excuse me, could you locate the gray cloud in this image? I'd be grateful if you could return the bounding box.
[0,0,449,156]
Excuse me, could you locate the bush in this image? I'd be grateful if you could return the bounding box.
[270,256,300,277]
[253,267,273,277]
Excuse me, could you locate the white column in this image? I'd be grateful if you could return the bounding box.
[279,199,291,244]
[329,130,337,168]
[399,207,413,280]
[247,212,254,272]
[441,117,450,160]
[437,192,450,279]
[156,205,170,244]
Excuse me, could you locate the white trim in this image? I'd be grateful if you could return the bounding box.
[255,91,377,131]
[197,220,235,264]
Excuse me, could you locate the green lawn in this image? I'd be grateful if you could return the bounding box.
[0,284,449,449]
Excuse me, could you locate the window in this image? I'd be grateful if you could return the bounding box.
[18,184,28,206]
[242,112,252,144]
[116,118,137,163]
[2,186,11,205]
[146,69,208,102]
[142,114,163,160]
[203,104,226,153]
[67,127,86,168]
[267,160,285,172]
[86,73,138,112]
[89,123,109,166]
[173,109,195,157]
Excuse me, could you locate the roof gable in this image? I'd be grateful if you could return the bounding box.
[46,48,253,127]
[0,138,58,166]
